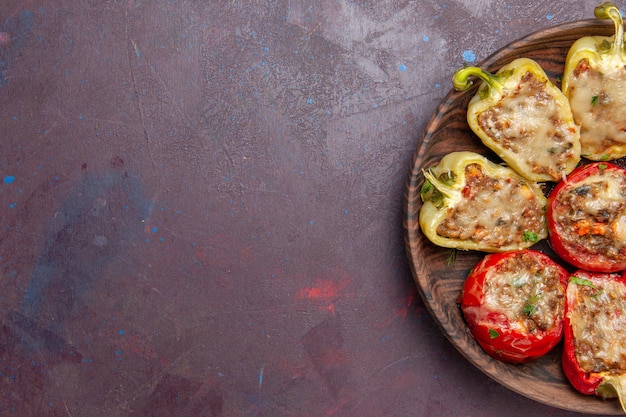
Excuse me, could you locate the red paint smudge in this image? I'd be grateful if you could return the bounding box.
[297,279,340,300]
[0,32,11,46]
[325,395,351,416]
[296,277,351,314]
[389,284,418,324]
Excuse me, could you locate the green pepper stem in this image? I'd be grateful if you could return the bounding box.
[595,2,624,58]
[597,374,626,413]
[422,169,453,199]
[452,67,503,93]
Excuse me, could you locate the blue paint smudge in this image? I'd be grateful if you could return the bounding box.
[462,50,476,63]
[397,63,407,72]
[422,35,429,42]
[306,98,313,104]
[0,9,36,89]
[3,175,15,184]
[151,226,158,233]
[6,311,83,364]
[119,329,125,335]
[546,13,554,20]
[21,171,151,326]
[0,70,7,88]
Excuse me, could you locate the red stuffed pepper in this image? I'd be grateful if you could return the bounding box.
[460,250,568,364]
[547,161,626,273]
[562,270,626,413]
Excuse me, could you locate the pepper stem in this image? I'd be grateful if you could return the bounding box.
[452,67,503,93]
[595,2,625,58]
[421,169,453,199]
[597,374,626,413]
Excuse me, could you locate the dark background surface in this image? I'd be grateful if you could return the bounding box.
[0,1,619,416]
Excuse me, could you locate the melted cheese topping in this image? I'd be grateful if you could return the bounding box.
[483,252,564,333]
[553,169,626,261]
[437,163,546,248]
[568,276,626,373]
[568,59,626,159]
[478,72,579,180]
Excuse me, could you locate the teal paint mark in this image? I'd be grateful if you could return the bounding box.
[462,50,476,63]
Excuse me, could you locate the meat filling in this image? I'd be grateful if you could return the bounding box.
[436,163,545,248]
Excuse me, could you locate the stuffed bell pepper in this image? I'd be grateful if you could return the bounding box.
[419,151,548,252]
[562,2,626,161]
[562,270,626,413]
[453,58,580,182]
[547,161,626,273]
[461,250,568,364]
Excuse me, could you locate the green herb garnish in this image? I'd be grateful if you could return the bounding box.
[570,276,596,289]
[522,231,539,243]
[446,249,457,266]
[523,295,540,316]
[523,303,535,316]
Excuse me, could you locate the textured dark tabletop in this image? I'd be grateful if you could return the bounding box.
[0,0,619,416]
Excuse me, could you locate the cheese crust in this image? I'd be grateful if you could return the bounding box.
[436,163,546,248]
[477,72,580,180]
[481,251,565,333]
[568,58,626,160]
[552,168,626,263]
[568,275,626,374]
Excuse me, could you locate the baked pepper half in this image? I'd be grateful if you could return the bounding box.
[547,161,626,273]
[562,270,626,413]
[461,250,568,364]
[562,2,626,161]
[419,151,548,252]
[453,58,580,182]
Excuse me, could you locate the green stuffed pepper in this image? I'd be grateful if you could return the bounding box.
[454,58,581,182]
[419,151,548,252]
[562,2,626,161]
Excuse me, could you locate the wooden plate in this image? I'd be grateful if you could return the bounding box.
[404,19,624,415]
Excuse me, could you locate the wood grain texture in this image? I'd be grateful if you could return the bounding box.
[404,19,625,415]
